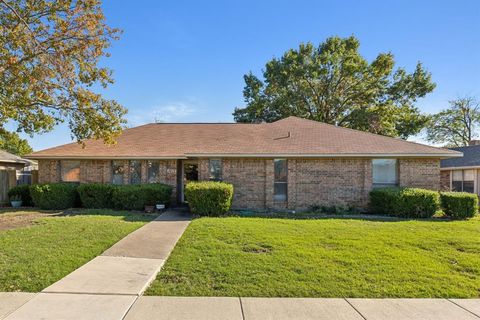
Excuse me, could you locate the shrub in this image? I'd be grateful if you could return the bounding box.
[440,192,478,219]
[8,184,33,206]
[112,183,172,210]
[30,183,79,210]
[77,183,116,208]
[369,187,440,218]
[185,181,233,216]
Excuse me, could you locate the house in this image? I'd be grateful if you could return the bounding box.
[26,116,461,210]
[440,142,480,194]
[0,150,37,204]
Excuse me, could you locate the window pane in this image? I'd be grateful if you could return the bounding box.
[463,181,474,193]
[129,160,141,184]
[209,159,222,181]
[274,183,287,201]
[274,159,287,182]
[112,161,125,185]
[464,169,475,181]
[274,159,287,201]
[61,160,80,182]
[372,159,397,185]
[147,160,159,183]
[452,181,462,192]
[452,170,463,181]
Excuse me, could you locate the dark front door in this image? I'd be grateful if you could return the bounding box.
[181,160,198,202]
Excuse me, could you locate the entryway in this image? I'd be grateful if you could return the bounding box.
[179,160,198,203]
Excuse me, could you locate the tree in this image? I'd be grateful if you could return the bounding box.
[0,129,32,156]
[0,0,127,144]
[233,36,436,139]
[425,97,480,147]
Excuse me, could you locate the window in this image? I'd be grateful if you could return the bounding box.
[147,160,159,183]
[129,160,142,184]
[372,159,398,187]
[112,161,125,185]
[209,159,222,181]
[452,169,475,193]
[61,160,80,182]
[274,159,287,201]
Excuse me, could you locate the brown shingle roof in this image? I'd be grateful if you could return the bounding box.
[27,117,461,159]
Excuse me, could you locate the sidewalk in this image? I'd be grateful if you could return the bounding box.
[2,294,480,319]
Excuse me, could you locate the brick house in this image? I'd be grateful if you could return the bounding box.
[27,117,461,211]
[440,142,480,194]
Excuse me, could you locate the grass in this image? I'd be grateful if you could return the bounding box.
[146,216,480,298]
[0,209,154,292]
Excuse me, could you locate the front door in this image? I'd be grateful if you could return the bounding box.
[181,160,198,203]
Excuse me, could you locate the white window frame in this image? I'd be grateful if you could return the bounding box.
[273,159,288,201]
[372,159,398,188]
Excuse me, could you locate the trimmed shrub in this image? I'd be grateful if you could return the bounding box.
[369,187,440,218]
[7,184,33,206]
[112,183,172,210]
[30,183,79,210]
[77,183,116,209]
[185,181,233,216]
[440,192,478,219]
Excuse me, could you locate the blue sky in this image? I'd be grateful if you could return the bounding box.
[20,0,480,150]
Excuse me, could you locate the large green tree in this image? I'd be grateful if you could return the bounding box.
[233,36,435,138]
[0,129,32,156]
[0,0,126,144]
[426,97,480,147]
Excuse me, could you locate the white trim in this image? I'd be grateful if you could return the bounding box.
[441,165,480,171]
[25,156,187,160]
[27,152,462,160]
[185,153,462,158]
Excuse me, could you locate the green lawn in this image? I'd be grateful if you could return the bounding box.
[146,216,480,298]
[0,209,153,292]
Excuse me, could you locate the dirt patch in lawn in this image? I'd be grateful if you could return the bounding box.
[0,210,61,231]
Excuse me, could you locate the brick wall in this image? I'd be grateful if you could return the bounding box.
[398,159,440,190]
[291,158,372,210]
[440,170,451,191]
[38,157,441,211]
[38,160,60,183]
[38,159,177,192]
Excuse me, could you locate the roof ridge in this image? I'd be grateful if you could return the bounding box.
[273,116,457,154]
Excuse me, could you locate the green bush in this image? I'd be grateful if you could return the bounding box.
[77,183,116,208]
[30,183,79,210]
[112,183,172,210]
[440,192,478,219]
[369,187,440,218]
[185,181,233,216]
[8,184,33,206]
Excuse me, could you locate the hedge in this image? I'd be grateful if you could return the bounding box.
[77,183,115,209]
[440,192,478,219]
[112,183,172,210]
[185,181,233,216]
[370,187,440,218]
[7,184,34,206]
[30,183,79,210]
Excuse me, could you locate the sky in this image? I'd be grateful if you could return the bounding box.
[17,0,480,151]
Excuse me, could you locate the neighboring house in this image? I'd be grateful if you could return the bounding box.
[0,150,37,204]
[440,142,480,194]
[26,117,461,210]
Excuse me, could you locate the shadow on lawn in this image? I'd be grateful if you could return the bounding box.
[0,207,157,222]
[230,211,462,223]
